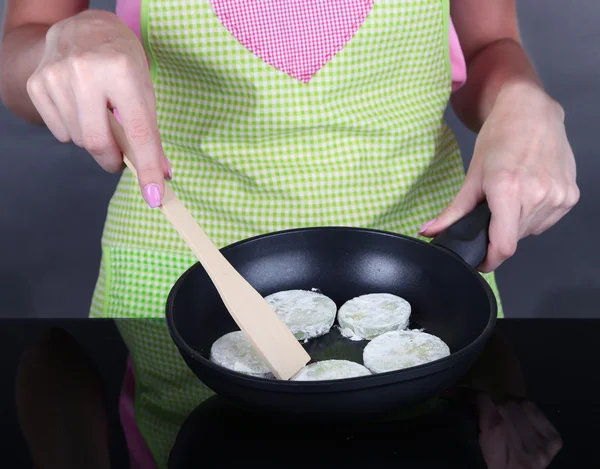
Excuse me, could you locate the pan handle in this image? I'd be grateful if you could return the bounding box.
[429,200,491,268]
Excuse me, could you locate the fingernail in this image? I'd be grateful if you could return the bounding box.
[165,156,173,180]
[418,218,438,235]
[143,183,162,208]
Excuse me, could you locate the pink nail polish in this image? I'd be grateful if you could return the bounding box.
[418,218,438,235]
[143,183,162,208]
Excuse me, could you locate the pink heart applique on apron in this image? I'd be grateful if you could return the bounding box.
[211,0,375,83]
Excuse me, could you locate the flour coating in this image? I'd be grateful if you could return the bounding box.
[210,331,273,378]
[363,330,450,373]
[338,293,411,340]
[292,359,372,381]
[265,289,337,341]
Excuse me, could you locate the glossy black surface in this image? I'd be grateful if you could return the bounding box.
[167,226,496,418]
[3,318,600,469]
[169,396,488,469]
[167,318,600,468]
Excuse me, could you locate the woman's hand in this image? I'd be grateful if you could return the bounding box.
[444,327,561,468]
[419,81,579,272]
[26,9,170,208]
[476,393,563,469]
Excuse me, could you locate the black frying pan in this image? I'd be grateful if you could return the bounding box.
[166,201,497,422]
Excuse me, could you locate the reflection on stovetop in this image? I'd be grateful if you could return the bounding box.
[169,395,487,468]
[169,318,600,469]
[3,318,600,469]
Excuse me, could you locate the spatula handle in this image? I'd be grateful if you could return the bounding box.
[107,112,227,280]
[107,111,310,380]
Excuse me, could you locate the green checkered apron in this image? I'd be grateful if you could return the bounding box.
[90,0,503,466]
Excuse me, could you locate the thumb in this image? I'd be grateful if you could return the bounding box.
[418,171,484,238]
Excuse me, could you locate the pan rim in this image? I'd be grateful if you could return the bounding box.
[166,225,498,392]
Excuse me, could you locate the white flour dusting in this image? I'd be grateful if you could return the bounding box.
[337,325,365,341]
[265,289,337,341]
[337,293,411,341]
[363,330,450,374]
[292,359,372,381]
[210,331,273,378]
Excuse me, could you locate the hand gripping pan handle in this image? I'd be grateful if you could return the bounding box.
[430,201,491,269]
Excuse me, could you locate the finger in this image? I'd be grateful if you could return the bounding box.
[533,441,562,469]
[496,403,541,465]
[500,401,556,468]
[523,170,580,236]
[418,171,484,237]
[479,190,521,273]
[545,437,564,465]
[476,398,508,469]
[475,393,504,433]
[479,429,509,469]
[521,173,553,221]
[517,203,545,239]
[527,207,570,237]
[26,75,71,143]
[109,85,166,208]
[72,84,124,174]
[42,68,83,146]
[112,108,173,180]
[521,401,562,442]
[163,153,173,181]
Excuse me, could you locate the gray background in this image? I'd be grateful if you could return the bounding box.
[0,0,598,319]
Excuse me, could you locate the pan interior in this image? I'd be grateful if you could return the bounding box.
[169,228,495,378]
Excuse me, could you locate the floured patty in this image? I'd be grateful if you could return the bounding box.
[210,331,273,378]
[265,289,337,341]
[363,330,450,374]
[292,359,372,381]
[337,293,411,341]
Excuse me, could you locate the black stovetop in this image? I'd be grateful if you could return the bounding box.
[2,319,600,468]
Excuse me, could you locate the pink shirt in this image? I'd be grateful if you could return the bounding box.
[114,2,467,467]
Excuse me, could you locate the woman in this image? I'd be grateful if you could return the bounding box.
[1,1,578,467]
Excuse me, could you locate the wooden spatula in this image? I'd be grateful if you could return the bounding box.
[108,112,310,380]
